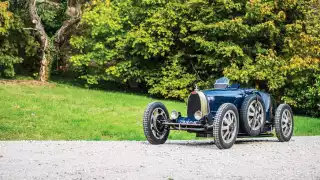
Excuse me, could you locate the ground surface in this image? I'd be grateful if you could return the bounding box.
[1,80,320,140]
[1,137,320,180]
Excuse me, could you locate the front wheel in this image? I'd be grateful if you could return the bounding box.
[143,102,170,145]
[213,103,239,149]
[275,104,294,142]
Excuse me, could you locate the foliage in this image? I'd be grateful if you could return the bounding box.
[0,55,22,77]
[0,81,319,140]
[0,1,10,34]
[69,0,320,116]
[0,2,22,77]
[36,0,68,37]
[280,0,320,116]
[0,1,39,78]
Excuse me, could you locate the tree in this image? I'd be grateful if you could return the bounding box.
[28,0,85,81]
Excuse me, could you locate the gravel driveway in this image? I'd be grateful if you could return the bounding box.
[1,136,320,180]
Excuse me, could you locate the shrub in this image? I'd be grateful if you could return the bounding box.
[0,1,39,78]
[70,0,320,116]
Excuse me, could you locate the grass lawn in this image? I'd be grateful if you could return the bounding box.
[0,80,319,140]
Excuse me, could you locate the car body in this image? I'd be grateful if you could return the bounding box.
[143,77,294,149]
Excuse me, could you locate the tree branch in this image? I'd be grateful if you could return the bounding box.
[37,0,60,7]
[54,17,81,46]
[23,28,39,31]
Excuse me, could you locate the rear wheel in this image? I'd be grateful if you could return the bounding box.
[240,94,266,136]
[275,104,294,142]
[213,103,239,149]
[143,102,170,144]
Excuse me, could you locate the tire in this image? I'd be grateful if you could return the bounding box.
[143,102,170,145]
[275,104,294,142]
[240,94,266,136]
[213,103,239,149]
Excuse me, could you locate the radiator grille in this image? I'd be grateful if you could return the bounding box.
[187,93,201,117]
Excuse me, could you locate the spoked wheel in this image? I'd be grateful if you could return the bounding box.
[213,103,239,149]
[275,104,294,142]
[143,102,170,144]
[240,94,266,136]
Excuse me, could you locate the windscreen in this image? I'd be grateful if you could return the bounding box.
[214,77,229,89]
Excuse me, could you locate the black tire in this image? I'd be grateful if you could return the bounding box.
[275,104,294,142]
[143,102,170,145]
[213,103,239,149]
[240,94,266,136]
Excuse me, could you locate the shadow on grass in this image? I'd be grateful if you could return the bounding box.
[50,76,185,103]
[50,76,150,95]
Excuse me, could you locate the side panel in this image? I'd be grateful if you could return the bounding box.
[257,91,274,123]
[202,89,245,117]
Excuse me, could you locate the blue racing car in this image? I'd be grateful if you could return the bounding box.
[143,77,294,149]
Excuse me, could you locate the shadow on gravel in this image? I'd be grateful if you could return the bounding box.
[162,138,279,147]
[169,141,215,146]
[235,138,279,144]
[162,140,214,147]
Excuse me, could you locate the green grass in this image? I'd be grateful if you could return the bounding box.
[0,81,319,140]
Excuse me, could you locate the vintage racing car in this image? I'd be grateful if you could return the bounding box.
[142,77,294,149]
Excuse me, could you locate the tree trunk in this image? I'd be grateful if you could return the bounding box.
[29,0,50,82]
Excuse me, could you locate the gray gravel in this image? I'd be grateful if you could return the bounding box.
[1,136,320,180]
